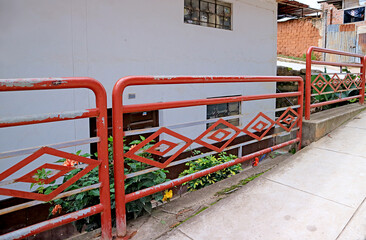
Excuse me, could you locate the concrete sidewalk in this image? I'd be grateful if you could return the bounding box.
[159,111,366,240]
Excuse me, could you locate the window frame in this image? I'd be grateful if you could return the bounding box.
[343,6,365,24]
[184,0,232,30]
[206,95,241,130]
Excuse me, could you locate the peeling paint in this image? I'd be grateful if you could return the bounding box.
[153,76,174,80]
[0,110,88,124]
[0,79,67,88]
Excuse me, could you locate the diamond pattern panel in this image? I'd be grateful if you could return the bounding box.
[194,119,241,152]
[145,140,178,157]
[0,147,99,202]
[276,107,299,132]
[329,74,341,92]
[342,74,353,90]
[242,112,275,141]
[354,74,362,88]
[122,111,299,168]
[124,127,193,169]
[312,74,329,94]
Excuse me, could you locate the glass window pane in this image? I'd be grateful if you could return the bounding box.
[184,0,191,7]
[200,1,209,11]
[216,16,224,26]
[209,3,215,13]
[192,0,199,9]
[201,12,208,23]
[208,14,215,23]
[192,10,199,21]
[228,102,239,114]
[184,8,192,22]
[217,5,224,15]
[224,7,231,16]
[224,17,231,26]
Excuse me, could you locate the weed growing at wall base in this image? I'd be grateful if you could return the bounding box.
[179,151,242,191]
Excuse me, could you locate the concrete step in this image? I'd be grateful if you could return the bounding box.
[302,103,366,146]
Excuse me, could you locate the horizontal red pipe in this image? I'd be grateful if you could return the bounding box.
[0,77,103,92]
[310,95,361,108]
[122,92,301,113]
[125,138,299,203]
[115,75,303,90]
[308,46,364,58]
[0,204,104,240]
[311,60,363,68]
[0,109,99,128]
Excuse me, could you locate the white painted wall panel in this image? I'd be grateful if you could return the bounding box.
[0,0,277,199]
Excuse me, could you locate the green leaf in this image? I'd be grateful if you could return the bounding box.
[44,188,53,195]
[88,189,100,196]
[56,158,66,163]
[129,140,141,145]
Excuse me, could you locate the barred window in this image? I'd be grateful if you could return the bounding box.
[344,7,365,24]
[207,97,240,130]
[184,0,232,30]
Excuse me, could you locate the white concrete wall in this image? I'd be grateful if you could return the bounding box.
[0,0,277,198]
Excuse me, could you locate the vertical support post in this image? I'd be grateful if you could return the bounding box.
[305,47,313,120]
[95,83,113,240]
[360,56,366,105]
[297,77,304,150]
[238,146,242,158]
[112,81,127,238]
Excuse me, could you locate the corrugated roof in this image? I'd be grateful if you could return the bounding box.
[277,0,321,19]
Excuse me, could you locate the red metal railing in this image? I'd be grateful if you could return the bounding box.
[112,76,304,238]
[305,46,366,120]
[0,78,112,239]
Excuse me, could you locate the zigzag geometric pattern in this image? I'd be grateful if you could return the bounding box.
[124,107,299,169]
[312,73,362,94]
[0,147,100,202]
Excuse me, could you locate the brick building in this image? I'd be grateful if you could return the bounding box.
[277,17,323,58]
[277,0,323,59]
[277,0,366,61]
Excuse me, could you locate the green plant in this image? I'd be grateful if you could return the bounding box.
[179,151,242,191]
[288,148,296,154]
[30,168,53,193]
[215,170,269,196]
[123,136,169,218]
[33,136,169,231]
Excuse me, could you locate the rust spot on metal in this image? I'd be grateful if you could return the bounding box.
[52,80,63,86]
[340,24,355,32]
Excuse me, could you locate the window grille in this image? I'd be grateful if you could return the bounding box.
[184,0,232,30]
[207,98,240,129]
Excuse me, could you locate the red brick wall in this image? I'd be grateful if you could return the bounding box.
[324,3,343,25]
[277,18,322,59]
